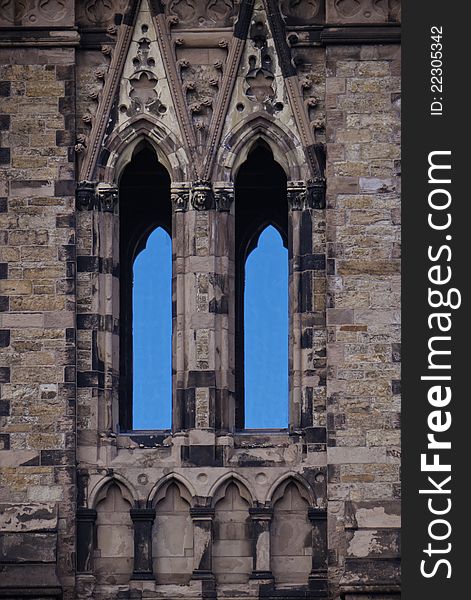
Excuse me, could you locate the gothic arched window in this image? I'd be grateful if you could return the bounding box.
[132,227,172,429]
[119,145,172,431]
[235,143,288,429]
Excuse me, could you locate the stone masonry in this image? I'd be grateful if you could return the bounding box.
[0,2,401,599]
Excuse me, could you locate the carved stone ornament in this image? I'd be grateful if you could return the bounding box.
[287,184,306,211]
[191,181,214,211]
[307,178,326,209]
[287,179,326,210]
[165,0,238,29]
[280,0,322,22]
[96,183,119,213]
[119,24,168,120]
[244,19,277,109]
[76,181,96,211]
[76,0,130,28]
[245,63,275,104]
[0,0,27,25]
[0,0,74,27]
[214,188,234,212]
[328,0,393,24]
[171,188,190,212]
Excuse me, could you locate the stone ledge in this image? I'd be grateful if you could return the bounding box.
[321,26,401,45]
[0,28,80,47]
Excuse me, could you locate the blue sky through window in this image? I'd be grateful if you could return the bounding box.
[133,227,172,429]
[244,226,288,428]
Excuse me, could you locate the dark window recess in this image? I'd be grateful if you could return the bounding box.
[119,145,171,431]
[235,143,288,429]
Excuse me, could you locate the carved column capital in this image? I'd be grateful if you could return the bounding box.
[307,178,326,209]
[130,507,156,523]
[191,180,215,211]
[249,506,274,520]
[287,181,307,211]
[214,186,234,212]
[76,181,96,211]
[96,182,119,213]
[76,508,97,522]
[190,506,215,520]
[308,507,327,522]
[171,184,190,212]
[287,179,326,210]
[76,181,119,213]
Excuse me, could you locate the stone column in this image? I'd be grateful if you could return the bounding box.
[190,507,215,581]
[96,183,120,435]
[76,508,97,573]
[76,181,119,448]
[130,508,156,580]
[308,507,328,592]
[173,181,234,433]
[171,183,191,431]
[249,507,274,580]
[288,180,327,431]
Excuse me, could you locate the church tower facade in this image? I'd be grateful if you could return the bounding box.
[0,2,401,599]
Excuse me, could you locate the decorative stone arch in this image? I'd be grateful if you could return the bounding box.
[90,476,136,585]
[266,472,315,507]
[89,474,138,509]
[98,115,191,184]
[117,140,173,432]
[148,474,195,584]
[209,472,254,507]
[214,114,309,183]
[267,473,327,587]
[147,473,196,508]
[210,475,254,584]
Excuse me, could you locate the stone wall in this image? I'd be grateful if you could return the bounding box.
[0,44,77,597]
[325,42,401,596]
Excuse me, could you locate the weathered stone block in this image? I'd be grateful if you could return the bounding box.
[0,531,57,562]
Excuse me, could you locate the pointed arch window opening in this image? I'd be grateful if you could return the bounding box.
[119,145,172,432]
[235,142,289,430]
[244,225,289,429]
[132,226,172,430]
